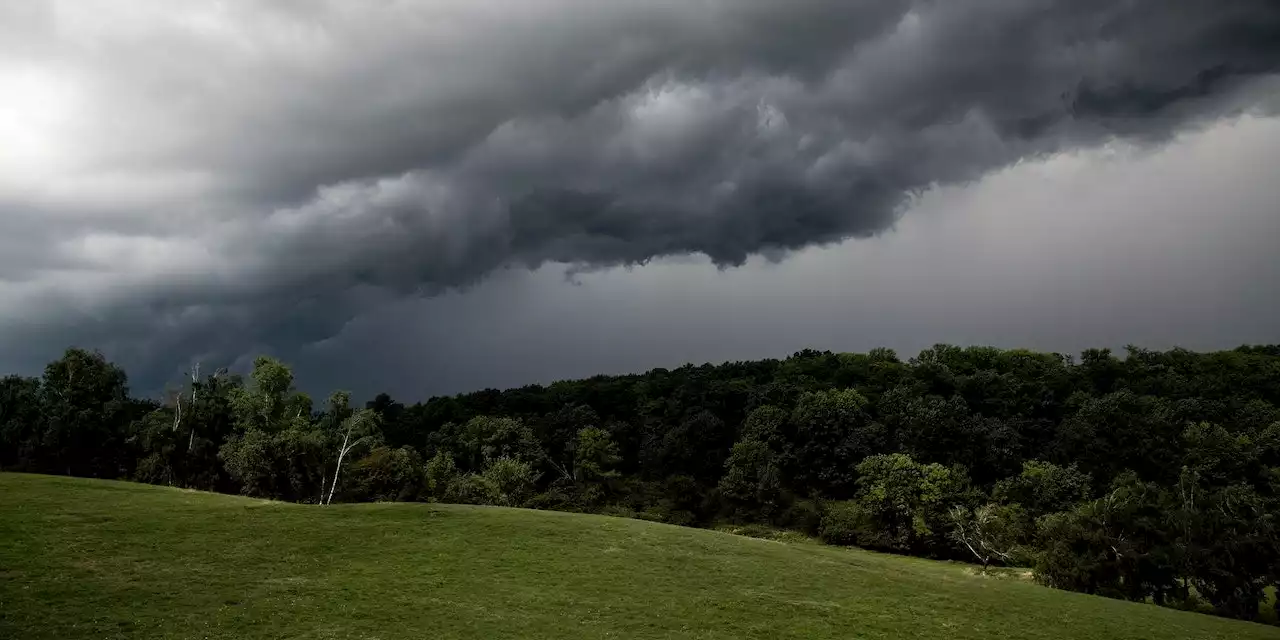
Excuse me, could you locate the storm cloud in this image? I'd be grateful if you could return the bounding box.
[1,0,1279,390]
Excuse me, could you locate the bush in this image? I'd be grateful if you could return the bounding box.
[527,485,585,512]
[631,504,695,526]
[633,507,666,523]
[478,457,538,507]
[598,505,638,520]
[425,451,459,501]
[776,497,821,535]
[818,500,871,546]
[714,523,812,544]
[134,452,175,487]
[449,473,497,505]
[346,446,424,502]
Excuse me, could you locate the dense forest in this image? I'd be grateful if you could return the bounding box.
[3,344,1280,622]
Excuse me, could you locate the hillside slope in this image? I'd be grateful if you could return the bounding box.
[1,473,1275,640]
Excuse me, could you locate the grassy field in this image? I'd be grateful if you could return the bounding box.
[1,473,1276,640]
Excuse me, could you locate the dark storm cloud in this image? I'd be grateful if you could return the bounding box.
[1,0,1278,389]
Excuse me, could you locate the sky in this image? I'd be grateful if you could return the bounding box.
[2,1,1279,400]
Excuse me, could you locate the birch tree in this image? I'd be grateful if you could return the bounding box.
[324,409,379,506]
[948,503,1026,570]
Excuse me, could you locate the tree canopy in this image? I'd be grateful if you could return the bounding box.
[3,343,1280,623]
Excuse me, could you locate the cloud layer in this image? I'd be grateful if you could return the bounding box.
[2,0,1279,387]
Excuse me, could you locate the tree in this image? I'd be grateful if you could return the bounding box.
[1034,474,1177,603]
[539,404,600,472]
[994,460,1092,519]
[787,388,883,497]
[7,341,1280,623]
[218,357,324,501]
[324,409,380,506]
[479,457,540,507]
[365,393,410,448]
[718,439,783,521]
[1172,422,1278,619]
[846,453,968,553]
[38,348,132,477]
[131,366,236,491]
[131,409,181,486]
[425,451,460,501]
[657,410,735,484]
[346,446,425,502]
[1055,391,1185,487]
[457,416,542,471]
[948,503,1027,570]
[573,427,621,482]
[740,405,788,450]
[441,457,540,507]
[228,356,311,434]
[219,428,280,498]
[0,376,42,470]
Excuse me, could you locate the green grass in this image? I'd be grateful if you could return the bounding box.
[1,473,1276,640]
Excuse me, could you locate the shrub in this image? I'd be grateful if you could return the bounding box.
[450,473,497,505]
[346,446,424,502]
[818,500,871,546]
[425,451,459,501]
[527,485,585,512]
[776,497,821,535]
[134,452,175,487]
[479,457,538,507]
[598,505,638,520]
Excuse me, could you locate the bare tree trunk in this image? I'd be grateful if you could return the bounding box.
[187,363,199,452]
[548,458,573,483]
[173,394,182,432]
[325,430,351,506]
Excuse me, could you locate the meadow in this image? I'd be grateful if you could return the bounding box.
[2,473,1275,639]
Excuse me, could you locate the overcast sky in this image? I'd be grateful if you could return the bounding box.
[2,1,1279,400]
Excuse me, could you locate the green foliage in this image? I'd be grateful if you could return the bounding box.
[573,426,621,484]
[849,453,969,553]
[818,500,871,546]
[718,439,783,521]
[425,451,460,500]
[346,446,424,502]
[1034,474,1178,603]
[219,426,328,501]
[0,375,43,470]
[7,342,1280,624]
[228,356,311,434]
[777,498,823,535]
[439,456,542,507]
[38,348,133,477]
[948,503,1030,569]
[994,461,1093,518]
[788,388,883,496]
[560,426,622,507]
[1056,391,1184,486]
[479,457,540,507]
[740,404,788,448]
[458,416,543,470]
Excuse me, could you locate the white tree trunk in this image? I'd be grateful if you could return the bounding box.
[173,393,182,432]
[187,364,199,452]
[325,431,352,506]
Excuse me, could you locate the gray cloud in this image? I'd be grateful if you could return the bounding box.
[297,115,1280,398]
[1,0,1278,390]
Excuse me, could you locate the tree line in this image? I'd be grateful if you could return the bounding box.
[3,344,1280,622]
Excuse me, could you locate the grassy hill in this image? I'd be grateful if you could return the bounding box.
[1,473,1275,640]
